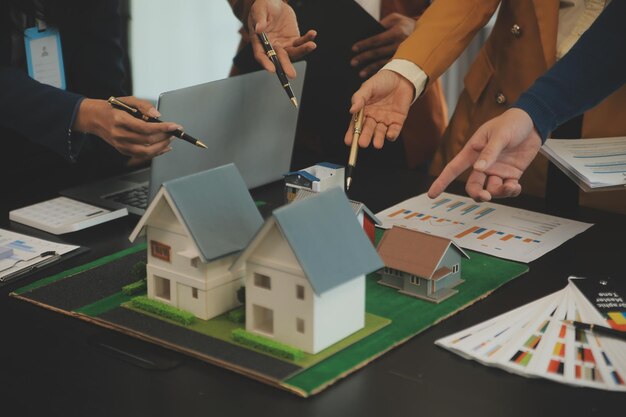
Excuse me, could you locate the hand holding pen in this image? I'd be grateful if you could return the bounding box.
[346,108,365,190]
[108,97,207,149]
[72,96,179,160]
[247,0,317,79]
[257,32,299,108]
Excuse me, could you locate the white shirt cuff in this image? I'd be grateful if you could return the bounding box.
[381,59,428,104]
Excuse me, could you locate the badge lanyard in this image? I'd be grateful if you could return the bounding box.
[23,18,66,90]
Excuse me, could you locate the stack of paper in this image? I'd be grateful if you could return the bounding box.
[541,136,626,192]
[436,277,626,391]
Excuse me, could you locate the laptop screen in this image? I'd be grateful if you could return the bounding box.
[149,61,306,202]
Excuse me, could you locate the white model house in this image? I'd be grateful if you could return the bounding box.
[284,162,345,202]
[231,188,383,354]
[129,164,263,320]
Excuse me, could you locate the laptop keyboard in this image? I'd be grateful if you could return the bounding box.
[105,185,149,209]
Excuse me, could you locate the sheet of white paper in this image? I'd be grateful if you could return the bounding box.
[376,192,592,263]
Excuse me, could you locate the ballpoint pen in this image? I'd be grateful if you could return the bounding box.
[107,97,207,149]
[257,32,299,108]
[346,108,364,190]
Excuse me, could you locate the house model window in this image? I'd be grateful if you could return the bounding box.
[296,318,305,334]
[296,284,305,300]
[410,276,420,286]
[192,287,198,299]
[453,264,459,273]
[254,273,271,290]
[253,305,274,334]
[190,257,199,268]
[150,240,171,262]
[154,276,171,300]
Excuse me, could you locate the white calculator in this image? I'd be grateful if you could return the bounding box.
[9,197,128,235]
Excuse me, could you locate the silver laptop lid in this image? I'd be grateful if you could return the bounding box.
[149,61,306,201]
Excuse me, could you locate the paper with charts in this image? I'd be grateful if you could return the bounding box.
[0,228,79,281]
[376,192,592,263]
[541,136,626,191]
[435,277,626,392]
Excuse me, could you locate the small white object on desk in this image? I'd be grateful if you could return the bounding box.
[9,197,128,235]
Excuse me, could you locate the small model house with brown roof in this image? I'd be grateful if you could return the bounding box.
[129,164,263,320]
[376,226,469,303]
[292,188,381,244]
[231,188,384,354]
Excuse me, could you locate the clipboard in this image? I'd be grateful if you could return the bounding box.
[0,228,89,287]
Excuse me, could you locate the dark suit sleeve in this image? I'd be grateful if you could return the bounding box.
[0,66,84,161]
[0,0,126,163]
[513,0,626,142]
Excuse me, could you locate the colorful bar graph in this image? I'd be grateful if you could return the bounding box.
[447,201,465,211]
[455,226,480,238]
[388,209,405,218]
[478,230,497,240]
[461,204,480,215]
[475,207,496,220]
[431,198,451,209]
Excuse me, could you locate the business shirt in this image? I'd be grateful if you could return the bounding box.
[514,0,626,142]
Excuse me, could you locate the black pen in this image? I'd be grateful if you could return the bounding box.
[563,320,626,342]
[257,32,298,108]
[107,97,207,149]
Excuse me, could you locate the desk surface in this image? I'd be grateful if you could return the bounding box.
[1,169,624,417]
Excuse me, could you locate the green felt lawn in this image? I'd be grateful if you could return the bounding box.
[282,249,528,395]
[12,229,528,397]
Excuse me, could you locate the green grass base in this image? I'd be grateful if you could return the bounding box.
[14,229,528,397]
[283,249,527,395]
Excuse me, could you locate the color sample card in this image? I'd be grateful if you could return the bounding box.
[436,277,626,392]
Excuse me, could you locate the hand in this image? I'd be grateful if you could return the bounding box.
[351,13,416,78]
[73,96,180,160]
[247,0,317,78]
[428,108,543,202]
[344,70,414,149]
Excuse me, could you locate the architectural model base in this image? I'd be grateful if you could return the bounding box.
[11,240,527,397]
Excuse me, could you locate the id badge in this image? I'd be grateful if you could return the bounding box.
[24,26,66,90]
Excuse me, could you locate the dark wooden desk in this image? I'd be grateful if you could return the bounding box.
[1,169,624,417]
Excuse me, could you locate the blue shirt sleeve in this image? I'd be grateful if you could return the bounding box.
[513,0,626,143]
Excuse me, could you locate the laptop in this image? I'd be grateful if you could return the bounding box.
[61,61,306,215]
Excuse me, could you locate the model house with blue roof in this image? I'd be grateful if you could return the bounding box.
[292,188,381,244]
[129,164,263,320]
[231,188,384,354]
[284,162,345,203]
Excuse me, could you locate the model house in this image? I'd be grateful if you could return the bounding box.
[231,188,384,354]
[376,226,469,303]
[129,164,263,320]
[283,162,345,203]
[292,188,381,244]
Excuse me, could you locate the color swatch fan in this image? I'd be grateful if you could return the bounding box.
[436,277,626,391]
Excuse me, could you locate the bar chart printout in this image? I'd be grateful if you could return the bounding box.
[376,193,592,263]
